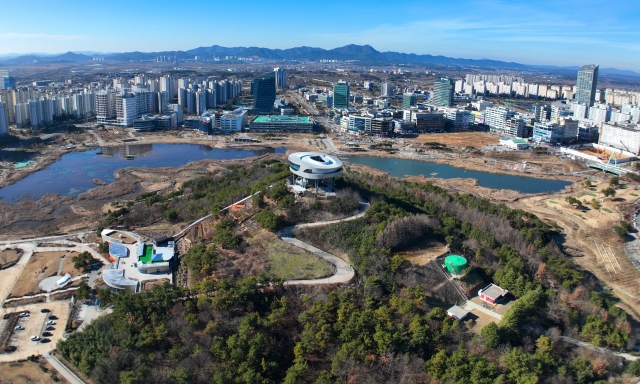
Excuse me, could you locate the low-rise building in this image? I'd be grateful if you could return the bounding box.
[500,137,529,150]
[478,284,509,304]
[447,305,469,321]
[249,115,314,133]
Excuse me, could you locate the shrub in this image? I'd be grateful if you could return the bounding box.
[376,214,439,251]
[254,208,281,231]
[328,194,360,215]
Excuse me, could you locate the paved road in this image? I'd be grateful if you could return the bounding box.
[43,352,85,384]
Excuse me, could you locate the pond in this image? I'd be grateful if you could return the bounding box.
[0,144,286,202]
[342,156,572,194]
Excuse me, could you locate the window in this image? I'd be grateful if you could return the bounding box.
[289,161,300,171]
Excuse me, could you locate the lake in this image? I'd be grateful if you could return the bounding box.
[342,156,572,194]
[0,144,286,202]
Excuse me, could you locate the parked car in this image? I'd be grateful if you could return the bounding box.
[30,336,40,341]
[14,325,24,331]
[46,320,56,325]
[40,308,50,313]
[45,326,55,331]
[42,332,53,337]
[18,312,30,318]
[4,346,16,353]
[48,315,58,320]
[40,338,51,343]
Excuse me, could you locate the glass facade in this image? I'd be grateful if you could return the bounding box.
[333,81,350,109]
[576,65,599,107]
[251,72,276,113]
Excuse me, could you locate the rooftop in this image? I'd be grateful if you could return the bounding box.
[480,284,509,299]
[447,305,469,320]
[253,115,312,124]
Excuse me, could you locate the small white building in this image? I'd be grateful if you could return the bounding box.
[500,138,529,150]
[447,305,469,321]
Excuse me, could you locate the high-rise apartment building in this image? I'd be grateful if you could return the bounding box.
[333,80,350,109]
[251,72,276,113]
[431,78,454,107]
[274,68,287,90]
[576,65,599,107]
[0,102,7,135]
[380,82,393,97]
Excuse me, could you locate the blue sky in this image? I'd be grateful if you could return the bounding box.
[1,0,639,70]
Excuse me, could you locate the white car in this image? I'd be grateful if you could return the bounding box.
[18,313,30,318]
[14,325,24,330]
[30,336,40,341]
[46,320,56,325]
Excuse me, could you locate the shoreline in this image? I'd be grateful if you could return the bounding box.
[338,149,583,183]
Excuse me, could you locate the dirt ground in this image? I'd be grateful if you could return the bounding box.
[0,249,23,267]
[510,180,640,320]
[0,358,68,383]
[402,238,448,265]
[407,132,501,147]
[10,251,69,297]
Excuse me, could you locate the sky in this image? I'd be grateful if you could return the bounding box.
[1,0,639,70]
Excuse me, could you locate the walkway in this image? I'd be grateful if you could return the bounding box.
[43,352,85,384]
[463,300,503,320]
[277,202,368,285]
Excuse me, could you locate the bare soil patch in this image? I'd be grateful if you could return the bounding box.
[0,248,23,268]
[407,132,500,147]
[401,238,448,265]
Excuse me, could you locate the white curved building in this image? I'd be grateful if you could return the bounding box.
[288,152,343,192]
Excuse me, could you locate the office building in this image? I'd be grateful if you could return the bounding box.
[274,67,287,90]
[533,104,551,122]
[348,115,371,134]
[251,72,276,113]
[402,93,417,109]
[576,65,599,107]
[431,78,454,107]
[380,82,393,97]
[249,115,313,133]
[443,108,470,131]
[220,108,247,132]
[333,80,350,109]
[485,106,525,137]
[0,101,7,135]
[532,122,564,144]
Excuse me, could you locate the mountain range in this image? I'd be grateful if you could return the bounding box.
[1,44,638,77]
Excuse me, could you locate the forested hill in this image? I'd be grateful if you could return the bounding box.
[57,163,640,383]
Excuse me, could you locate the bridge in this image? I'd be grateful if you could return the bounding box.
[587,163,631,176]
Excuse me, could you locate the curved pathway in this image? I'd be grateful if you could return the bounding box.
[278,202,368,285]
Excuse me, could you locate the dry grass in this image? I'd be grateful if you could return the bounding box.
[59,252,82,278]
[0,359,68,383]
[0,248,23,267]
[10,251,67,297]
[408,132,500,147]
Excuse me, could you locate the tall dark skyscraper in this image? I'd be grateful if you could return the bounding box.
[576,64,599,107]
[251,72,276,113]
[431,78,454,107]
[333,80,350,109]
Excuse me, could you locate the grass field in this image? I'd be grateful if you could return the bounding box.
[602,208,614,213]
[248,232,334,280]
[408,132,500,147]
[549,200,558,204]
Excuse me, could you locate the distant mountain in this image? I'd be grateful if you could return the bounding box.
[1,44,639,77]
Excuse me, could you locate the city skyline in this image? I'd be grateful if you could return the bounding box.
[0,0,639,71]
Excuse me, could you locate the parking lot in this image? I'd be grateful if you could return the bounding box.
[0,301,70,362]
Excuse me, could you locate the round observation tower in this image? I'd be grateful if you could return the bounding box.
[288,152,343,194]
